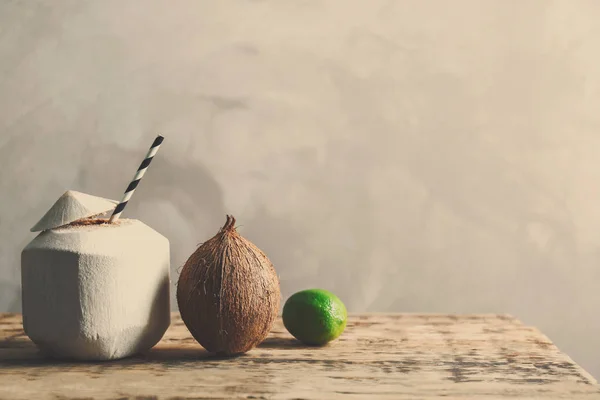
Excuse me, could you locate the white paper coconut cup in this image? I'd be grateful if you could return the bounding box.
[21,219,170,361]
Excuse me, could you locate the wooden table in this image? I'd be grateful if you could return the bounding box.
[0,313,598,399]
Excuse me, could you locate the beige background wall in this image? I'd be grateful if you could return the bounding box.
[2,0,600,379]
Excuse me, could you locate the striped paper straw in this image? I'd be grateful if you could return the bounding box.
[109,135,164,223]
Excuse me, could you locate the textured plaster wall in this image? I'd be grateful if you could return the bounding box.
[2,0,600,379]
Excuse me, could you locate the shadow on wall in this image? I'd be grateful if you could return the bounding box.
[5,141,227,313]
[0,281,21,312]
[0,129,90,313]
[73,141,226,229]
[73,142,227,310]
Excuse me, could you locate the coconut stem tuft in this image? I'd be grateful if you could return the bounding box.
[222,215,237,233]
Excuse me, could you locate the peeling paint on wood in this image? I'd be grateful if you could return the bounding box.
[0,313,598,399]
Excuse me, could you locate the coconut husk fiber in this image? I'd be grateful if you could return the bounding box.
[176,215,280,355]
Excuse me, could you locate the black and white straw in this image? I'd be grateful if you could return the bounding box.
[109,135,164,223]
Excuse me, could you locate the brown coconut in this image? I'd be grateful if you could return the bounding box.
[176,215,280,355]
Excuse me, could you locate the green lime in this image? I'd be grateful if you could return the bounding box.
[282,289,347,345]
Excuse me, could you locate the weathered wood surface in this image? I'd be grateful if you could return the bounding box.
[0,313,598,399]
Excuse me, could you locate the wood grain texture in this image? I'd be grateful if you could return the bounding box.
[0,313,598,399]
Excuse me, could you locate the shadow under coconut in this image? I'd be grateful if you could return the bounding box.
[257,337,330,350]
[0,348,248,369]
[139,347,248,362]
[0,341,330,369]
[138,335,330,362]
[140,337,323,361]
